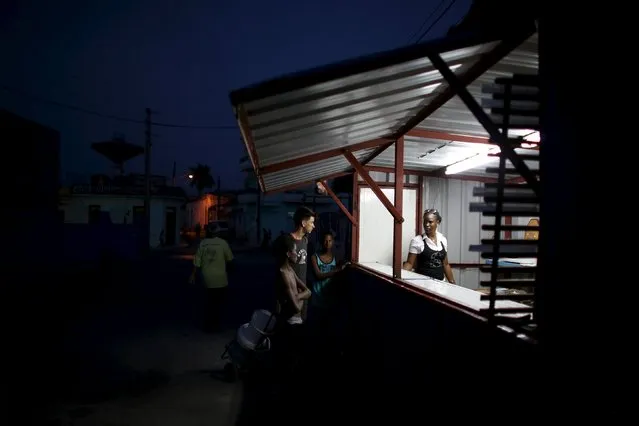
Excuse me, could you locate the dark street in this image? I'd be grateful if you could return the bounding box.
[10,246,275,425]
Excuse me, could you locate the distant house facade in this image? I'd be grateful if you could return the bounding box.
[59,173,186,247]
[184,193,234,230]
[231,190,346,243]
[182,156,353,252]
[226,156,352,254]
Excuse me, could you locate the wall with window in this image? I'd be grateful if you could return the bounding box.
[184,194,234,230]
[61,195,184,247]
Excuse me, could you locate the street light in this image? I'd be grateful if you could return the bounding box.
[188,174,194,179]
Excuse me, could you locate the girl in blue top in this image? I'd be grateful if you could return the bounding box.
[310,231,344,308]
[309,231,348,363]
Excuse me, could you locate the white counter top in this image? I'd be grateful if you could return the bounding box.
[486,257,537,267]
[358,262,531,317]
[358,262,425,280]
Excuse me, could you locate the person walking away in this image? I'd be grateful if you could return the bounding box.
[189,223,234,332]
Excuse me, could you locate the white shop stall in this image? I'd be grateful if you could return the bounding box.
[230,19,542,402]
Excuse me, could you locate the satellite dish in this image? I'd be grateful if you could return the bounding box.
[91,135,144,174]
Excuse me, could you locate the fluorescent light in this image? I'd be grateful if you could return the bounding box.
[520,142,537,149]
[445,148,500,175]
[519,130,540,148]
[523,131,540,142]
[444,129,539,175]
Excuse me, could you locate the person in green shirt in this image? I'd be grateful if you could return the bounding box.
[189,223,234,332]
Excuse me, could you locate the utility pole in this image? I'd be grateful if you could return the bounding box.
[144,107,152,250]
[217,175,221,221]
[256,177,261,246]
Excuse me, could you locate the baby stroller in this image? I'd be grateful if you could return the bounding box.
[220,309,278,382]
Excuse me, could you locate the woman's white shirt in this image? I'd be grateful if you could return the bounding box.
[408,231,448,255]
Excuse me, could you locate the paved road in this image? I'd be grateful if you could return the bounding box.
[17,247,277,425]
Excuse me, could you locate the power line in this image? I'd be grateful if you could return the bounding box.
[149,121,236,130]
[0,85,238,130]
[5,3,459,130]
[406,0,448,44]
[414,0,458,44]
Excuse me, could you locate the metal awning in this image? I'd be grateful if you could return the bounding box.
[230,25,537,193]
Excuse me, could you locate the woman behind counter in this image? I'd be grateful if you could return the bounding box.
[403,208,456,284]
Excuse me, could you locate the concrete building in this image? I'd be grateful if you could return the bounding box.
[59,173,186,247]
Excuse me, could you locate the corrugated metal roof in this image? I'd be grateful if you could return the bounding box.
[439,147,539,178]
[414,33,538,139]
[262,147,376,193]
[243,42,496,169]
[230,26,537,192]
[362,34,539,176]
[370,137,495,171]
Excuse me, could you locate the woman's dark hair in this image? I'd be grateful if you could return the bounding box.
[424,208,442,223]
[293,206,315,227]
[321,230,334,241]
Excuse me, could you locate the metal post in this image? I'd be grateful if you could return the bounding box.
[393,137,404,278]
[256,183,261,245]
[217,175,221,220]
[144,108,152,249]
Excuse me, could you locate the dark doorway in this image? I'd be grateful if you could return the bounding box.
[88,205,101,224]
[132,206,145,226]
[132,206,147,252]
[165,207,176,246]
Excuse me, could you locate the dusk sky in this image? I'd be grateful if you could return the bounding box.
[1,0,471,192]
